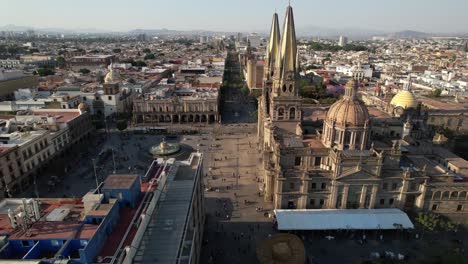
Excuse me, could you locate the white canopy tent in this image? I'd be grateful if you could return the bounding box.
[274,209,414,231]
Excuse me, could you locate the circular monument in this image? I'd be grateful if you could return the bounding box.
[256,233,306,264]
[150,140,181,157]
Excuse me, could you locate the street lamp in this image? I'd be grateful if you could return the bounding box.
[111,148,116,174]
[92,159,100,194]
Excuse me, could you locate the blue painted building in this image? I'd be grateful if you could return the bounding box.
[101,174,141,208]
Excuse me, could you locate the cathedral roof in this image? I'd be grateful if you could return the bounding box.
[325,79,369,127]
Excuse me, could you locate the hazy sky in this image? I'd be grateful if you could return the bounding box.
[2,0,467,33]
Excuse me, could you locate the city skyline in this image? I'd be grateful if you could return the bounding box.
[2,0,468,34]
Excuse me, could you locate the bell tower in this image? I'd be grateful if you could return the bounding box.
[268,5,302,126]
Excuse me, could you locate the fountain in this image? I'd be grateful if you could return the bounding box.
[149,139,181,157]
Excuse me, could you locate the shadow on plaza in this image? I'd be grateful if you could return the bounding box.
[201,198,468,264]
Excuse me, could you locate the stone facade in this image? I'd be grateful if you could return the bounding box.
[257,6,468,217]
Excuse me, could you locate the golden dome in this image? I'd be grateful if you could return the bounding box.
[325,79,369,127]
[78,102,88,112]
[390,90,418,109]
[104,70,120,84]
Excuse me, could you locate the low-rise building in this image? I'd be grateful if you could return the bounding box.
[124,153,205,264]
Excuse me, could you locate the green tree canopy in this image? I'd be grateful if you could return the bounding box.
[144,53,155,60]
[56,56,66,67]
[112,48,122,53]
[35,67,55,76]
[132,60,147,67]
[79,68,91,74]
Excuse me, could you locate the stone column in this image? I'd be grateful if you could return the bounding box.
[341,185,349,209]
[359,185,368,208]
[328,182,338,209]
[398,179,410,209]
[369,185,378,209]
[274,178,283,209]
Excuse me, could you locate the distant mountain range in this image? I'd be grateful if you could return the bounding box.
[0,24,466,39]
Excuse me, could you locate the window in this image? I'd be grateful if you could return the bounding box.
[389,198,394,205]
[278,108,284,120]
[319,199,324,206]
[311,183,316,189]
[380,199,385,205]
[289,182,295,189]
[457,205,463,211]
[310,199,315,205]
[289,107,296,119]
[410,182,417,191]
[282,84,287,92]
[294,157,301,166]
[382,183,388,190]
[432,204,438,211]
[314,157,321,166]
[83,97,87,101]
[391,183,397,190]
[51,240,60,246]
[21,240,29,247]
[321,183,326,190]
[108,96,112,100]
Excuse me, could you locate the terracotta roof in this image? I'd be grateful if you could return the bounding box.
[32,110,81,123]
[102,174,138,190]
[9,221,97,240]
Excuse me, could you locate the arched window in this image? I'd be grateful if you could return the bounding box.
[289,107,296,119]
[278,108,284,120]
[282,85,287,93]
[289,84,293,92]
[459,191,467,199]
[442,191,449,199]
[432,191,441,200]
[450,191,459,200]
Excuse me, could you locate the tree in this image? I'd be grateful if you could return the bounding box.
[29,48,39,53]
[79,68,91,74]
[116,121,128,131]
[132,60,147,67]
[36,67,55,76]
[143,48,151,53]
[56,56,66,68]
[112,48,121,53]
[416,212,440,238]
[144,53,155,60]
[431,88,442,97]
[241,86,249,96]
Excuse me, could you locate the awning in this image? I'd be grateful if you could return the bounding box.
[274,208,414,230]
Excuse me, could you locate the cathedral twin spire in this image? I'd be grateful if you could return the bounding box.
[266,5,298,82]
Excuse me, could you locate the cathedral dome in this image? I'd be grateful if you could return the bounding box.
[78,102,88,113]
[390,90,418,109]
[104,64,120,84]
[325,79,369,127]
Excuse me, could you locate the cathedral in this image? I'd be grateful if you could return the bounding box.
[258,5,468,215]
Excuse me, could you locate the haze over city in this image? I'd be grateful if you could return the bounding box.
[0,1,468,264]
[2,0,468,34]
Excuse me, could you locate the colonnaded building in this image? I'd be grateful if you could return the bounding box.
[257,6,468,217]
[132,86,219,125]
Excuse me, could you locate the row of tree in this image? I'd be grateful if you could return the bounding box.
[308,41,368,52]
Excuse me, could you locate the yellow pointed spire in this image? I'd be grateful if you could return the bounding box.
[266,12,280,77]
[276,5,297,80]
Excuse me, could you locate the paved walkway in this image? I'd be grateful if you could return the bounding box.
[200,132,278,263]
